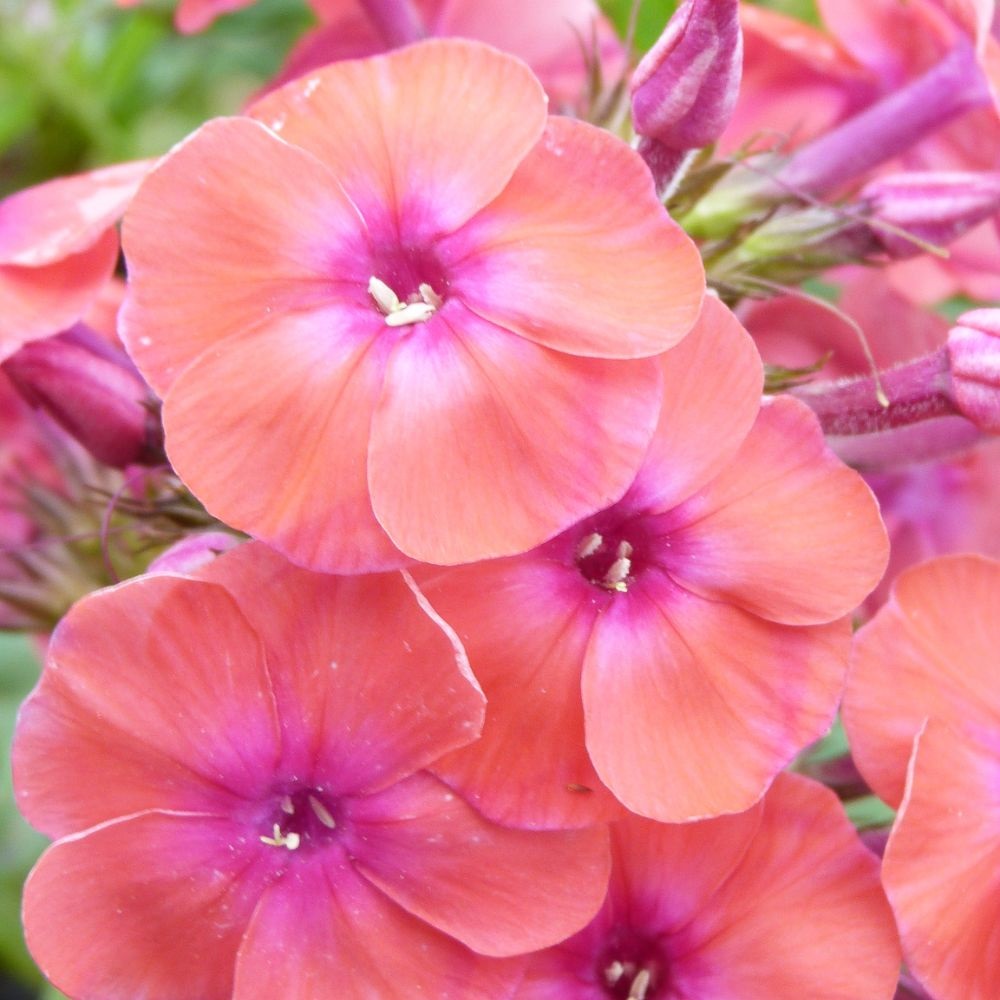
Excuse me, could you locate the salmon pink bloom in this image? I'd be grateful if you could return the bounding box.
[415,297,888,827]
[274,0,626,112]
[13,541,611,999]
[844,555,1000,1000]
[121,40,704,572]
[0,161,150,360]
[515,774,901,1000]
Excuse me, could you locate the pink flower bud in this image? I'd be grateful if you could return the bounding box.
[631,0,742,150]
[2,325,163,469]
[948,309,1000,432]
[862,171,1000,258]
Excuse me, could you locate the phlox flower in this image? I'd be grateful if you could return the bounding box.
[0,161,150,359]
[843,555,1000,1000]
[414,296,888,828]
[275,0,625,112]
[121,40,704,572]
[514,774,901,1000]
[13,541,611,1000]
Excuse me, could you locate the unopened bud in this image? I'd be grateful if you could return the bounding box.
[631,0,742,192]
[948,310,1000,433]
[861,171,1000,258]
[3,325,164,469]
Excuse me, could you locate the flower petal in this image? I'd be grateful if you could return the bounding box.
[13,574,280,838]
[582,573,849,821]
[844,554,1000,807]
[417,558,624,829]
[627,295,762,512]
[0,230,119,359]
[121,116,369,395]
[369,303,661,563]
[442,116,704,359]
[248,38,548,241]
[346,771,611,956]
[24,810,267,1000]
[162,309,402,573]
[234,854,523,1000]
[663,395,888,625]
[681,774,900,999]
[196,543,484,796]
[0,160,150,267]
[884,719,1000,1000]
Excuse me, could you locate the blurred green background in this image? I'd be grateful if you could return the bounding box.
[0,0,818,994]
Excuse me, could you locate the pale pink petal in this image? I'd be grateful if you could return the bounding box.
[417,558,624,829]
[885,719,1000,1000]
[0,160,150,267]
[161,310,403,574]
[175,0,256,31]
[346,770,611,955]
[248,39,547,240]
[13,575,280,838]
[844,553,1000,806]
[583,573,849,821]
[24,810,267,1000]
[121,116,369,395]
[235,855,522,1000]
[369,303,661,564]
[0,230,119,359]
[442,116,704,359]
[663,395,889,625]
[627,295,762,512]
[678,774,900,999]
[196,543,484,795]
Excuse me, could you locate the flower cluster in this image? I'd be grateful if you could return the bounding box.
[5,1,1000,998]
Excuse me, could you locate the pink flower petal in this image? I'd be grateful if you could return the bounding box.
[0,230,119,359]
[234,853,523,1000]
[196,543,484,795]
[161,310,404,574]
[0,160,150,267]
[844,553,1000,807]
[121,116,369,395]
[369,303,662,563]
[442,116,704,359]
[681,774,900,999]
[885,719,1000,1000]
[347,771,611,956]
[664,395,889,625]
[417,558,624,829]
[628,295,762,512]
[24,810,267,1000]
[583,573,849,821]
[13,575,280,838]
[248,39,548,241]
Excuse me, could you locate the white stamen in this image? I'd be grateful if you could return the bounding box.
[309,794,337,829]
[605,961,626,985]
[260,823,300,851]
[576,532,603,560]
[280,795,294,815]
[368,275,401,315]
[604,555,631,591]
[629,969,651,1000]
[419,282,443,309]
[384,301,436,326]
[616,540,633,560]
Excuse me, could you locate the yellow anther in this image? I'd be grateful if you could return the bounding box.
[260,823,300,851]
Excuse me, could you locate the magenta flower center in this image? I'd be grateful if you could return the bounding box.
[573,513,658,593]
[596,930,667,1000]
[258,787,340,853]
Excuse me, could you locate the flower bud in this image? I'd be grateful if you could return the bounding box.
[631,0,742,191]
[861,171,1000,258]
[2,325,164,469]
[948,309,1000,433]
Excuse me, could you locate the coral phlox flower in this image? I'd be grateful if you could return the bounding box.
[13,542,611,999]
[416,296,888,828]
[844,554,1000,1000]
[515,774,901,1000]
[0,161,151,359]
[120,40,704,573]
